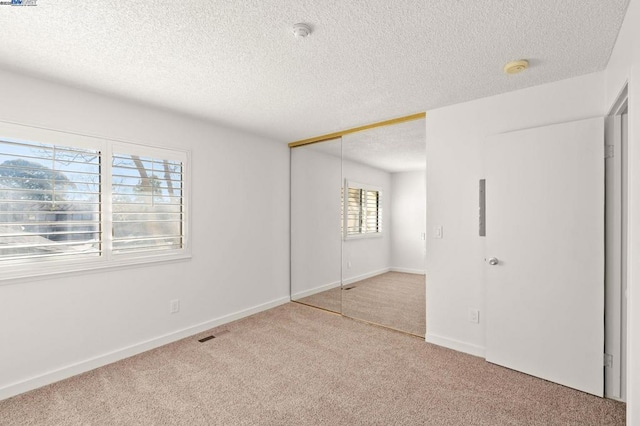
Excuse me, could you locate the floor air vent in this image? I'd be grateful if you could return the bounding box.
[198,329,230,343]
[343,286,356,291]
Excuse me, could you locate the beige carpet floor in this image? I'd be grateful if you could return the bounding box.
[0,303,625,426]
[297,271,426,336]
[342,272,426,336]
[296,285,342,314]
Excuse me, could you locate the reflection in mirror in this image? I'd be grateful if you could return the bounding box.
[341,119,426,336]
[290,138,342,313]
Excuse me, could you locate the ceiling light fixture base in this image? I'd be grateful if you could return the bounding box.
[503,60,529,75]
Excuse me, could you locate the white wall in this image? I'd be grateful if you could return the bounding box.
[425,72,605,357]
[390,171,426,273]
[604,0,640,421]
[342,159,391,284]
[0,69,290,400]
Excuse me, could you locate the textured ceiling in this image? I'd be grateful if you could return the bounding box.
[343,119,426,172]
[308,118,426,173]
[0,0,630,143]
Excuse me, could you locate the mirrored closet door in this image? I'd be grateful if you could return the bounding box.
[291,115,426,337]
[341,120,426,336]
[291,137,342,313]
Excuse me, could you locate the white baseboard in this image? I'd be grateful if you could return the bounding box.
[390,267,425,275]
[425,332,486,358]
[342,267,390,285]
[0,296,290,401]
[291,280,341,299]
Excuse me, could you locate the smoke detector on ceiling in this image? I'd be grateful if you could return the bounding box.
[293,23,312,38]
[503,60,529,75]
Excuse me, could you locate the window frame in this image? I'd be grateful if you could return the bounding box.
[343,179,383,240]
[0,121,191,283]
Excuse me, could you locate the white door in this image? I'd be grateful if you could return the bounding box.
[485,117,604,397]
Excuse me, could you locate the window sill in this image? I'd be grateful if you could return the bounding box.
[344,233,384,241]
[0,252,192,286]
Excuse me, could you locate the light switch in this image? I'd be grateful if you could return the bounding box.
[435,226,443,239]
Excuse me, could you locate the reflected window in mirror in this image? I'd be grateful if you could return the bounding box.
[343,180,382,239]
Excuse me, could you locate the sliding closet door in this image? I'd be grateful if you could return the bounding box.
[290,138,342,313]
[290,115,426,336]
[341,121,426,336]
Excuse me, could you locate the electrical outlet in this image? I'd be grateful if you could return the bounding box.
[170,299,180,314]
[468,308,479,324]
[347,261,352,269]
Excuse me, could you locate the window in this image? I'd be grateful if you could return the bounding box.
[111,153,184,255]
[344,180,382,238]
[0,140,101,262]
[0,122,189,279]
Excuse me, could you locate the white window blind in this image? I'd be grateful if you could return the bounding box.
[0,122,190,280]
[0,139,101,262]
[111,153,184,255]
[345,182,382,237]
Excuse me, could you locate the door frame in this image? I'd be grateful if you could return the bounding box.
[605,83,628,401]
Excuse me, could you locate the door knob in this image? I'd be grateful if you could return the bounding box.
[488,257,499,266]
